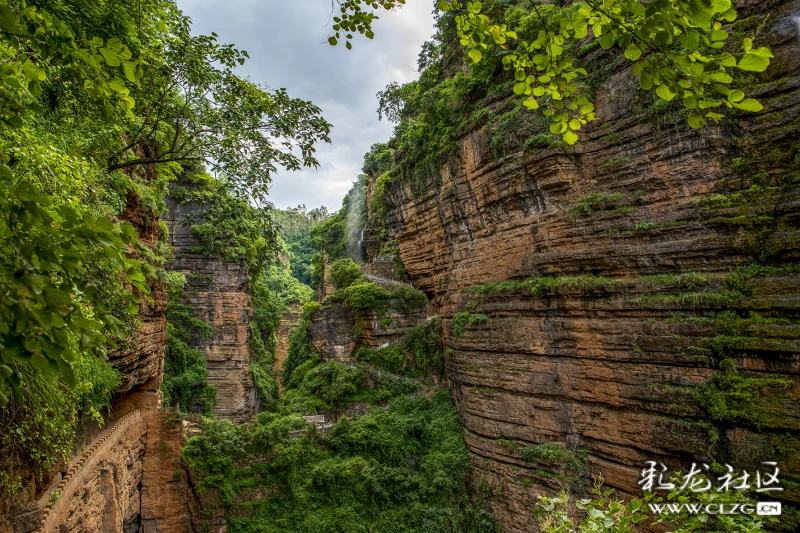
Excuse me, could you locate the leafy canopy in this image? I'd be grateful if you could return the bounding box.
[333,0,773,144]
[0,0,333,405]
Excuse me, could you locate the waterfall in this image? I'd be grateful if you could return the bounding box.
[357,227,366,263]
[344,180,367,263]
[795,16,800,45]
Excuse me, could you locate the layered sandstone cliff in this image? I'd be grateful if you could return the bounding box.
[371,1,800,531]
[165,198,258,422]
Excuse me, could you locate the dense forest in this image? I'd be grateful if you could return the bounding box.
[1,0,796,532]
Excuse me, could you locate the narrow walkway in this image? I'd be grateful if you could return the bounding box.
[363,273,414,289]
[35,410,143,533]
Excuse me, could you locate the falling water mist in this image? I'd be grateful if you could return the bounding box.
[344,178,367,263]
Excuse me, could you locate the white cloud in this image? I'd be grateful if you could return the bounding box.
[178,0,435,211]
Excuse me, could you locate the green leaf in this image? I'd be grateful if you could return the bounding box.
[513,82,527,95]
[523,97,539,110]
[728,90,745,102]
[688,112,705,129]
[468,48,483,63]
[599,32,614,50]
[639,72,653,90]
[109,78,126,92]
[122,61,137,82]
[711,72,733,83]
[624,44,641,61]
[711,29,728,42]
[680,29,699,49]
[563,130,578,145]
[733,98,763,112]
[655,84,675,102]
[328,36,337,46]
[738,52,769,72]
[99,47,120,67]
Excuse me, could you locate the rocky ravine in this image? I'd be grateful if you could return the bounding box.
[369,1,800,531]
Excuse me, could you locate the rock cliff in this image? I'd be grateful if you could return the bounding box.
[164,198,258,422]
[371,1,800,531]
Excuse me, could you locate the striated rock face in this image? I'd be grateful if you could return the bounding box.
[109,280,169,396]
[111,190,169,397]
[165,198,258,422]
[274,304,302,390]
[309,302,428,361]
[310,304,357,362]
[140,414,193,533]
[374,2,800,532]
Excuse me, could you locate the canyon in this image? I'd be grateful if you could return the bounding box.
[3,1,800,532]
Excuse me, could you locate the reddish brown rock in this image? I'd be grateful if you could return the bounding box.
[164,198,258,422]
[371,2,800,531]
[140,413,193,533]
[274,304,302,391]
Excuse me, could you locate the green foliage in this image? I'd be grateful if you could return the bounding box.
[355,345,406,373]
[402,316,445,374]
[161,270,216,415]
[310,213,347,259]
[0,173,147,405]
[273,205,330,285]
[174,171,280,281]
[437,0,772,144]
[185,390,499,533]
[694,358,791,428]
[0,354,120,502]
[310,253,325,290]
[452,312,489,340]
[331,280,427,316]
[534,474,771,533]
[283,304,321,388]
[285,361,367,412]
[329,258,364,289]
[521,442,568,463]
[326,0,407,49]
[354,317,444,377]
[568,192,629,217]
[362,143,396,176]
[0,0,333,405]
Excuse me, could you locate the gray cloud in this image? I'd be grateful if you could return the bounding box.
[179,0,435,211]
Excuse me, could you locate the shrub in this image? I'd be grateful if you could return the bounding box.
[402,316,445,374]
[568,192,628,217]
[694,358,791,427]
[452,312,489,340]
[355,345,406,373]
[329,258,364,289]
[521,442,568,463]
[333,280,427,316]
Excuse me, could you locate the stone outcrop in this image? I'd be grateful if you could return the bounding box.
[371,1,800,532]
[140,414,193,533]
[165,198,258,422]
[310,304,357,362]
[109,189,170,396]
[274,304,302,390]
[308,257,428,362]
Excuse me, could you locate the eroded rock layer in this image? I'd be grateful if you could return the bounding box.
[376,2,800,531]
[165,199,258,422]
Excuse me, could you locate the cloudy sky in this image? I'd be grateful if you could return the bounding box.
[179,0,436,212]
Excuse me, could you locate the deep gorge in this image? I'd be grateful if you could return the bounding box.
[2,0,800,532]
